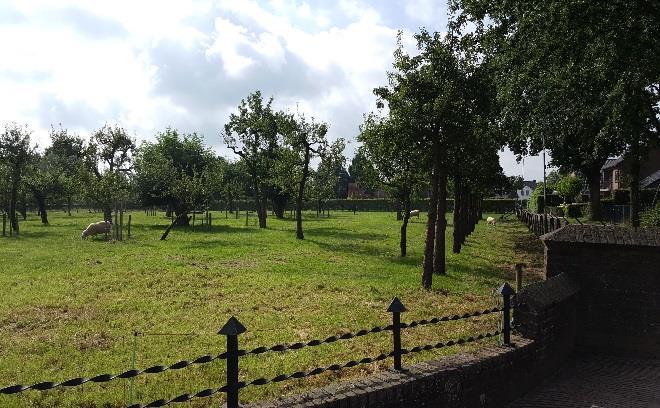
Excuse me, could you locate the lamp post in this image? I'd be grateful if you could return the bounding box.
[542,134,547,214]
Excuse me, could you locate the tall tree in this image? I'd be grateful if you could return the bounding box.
[279,112,329,239]
[0,123,33,233]
[223,91,280,228]
[375,30,467,288]
[359,114,425,256]
[452,0,660,222]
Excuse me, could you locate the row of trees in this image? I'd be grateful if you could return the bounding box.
[0,93,348,239]
[0,124,135,234]
[452,0,659,226]
[355,29,509,289]
[353,0,658,287]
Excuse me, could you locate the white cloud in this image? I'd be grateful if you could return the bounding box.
[0,0,526,176]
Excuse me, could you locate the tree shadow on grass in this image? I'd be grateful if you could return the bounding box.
[140,224,254,234]
[306,238,389,258]
[303,227,389,241]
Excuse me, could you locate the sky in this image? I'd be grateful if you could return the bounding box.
[0,0,548,181]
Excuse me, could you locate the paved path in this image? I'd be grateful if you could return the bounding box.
[509,354,660,408]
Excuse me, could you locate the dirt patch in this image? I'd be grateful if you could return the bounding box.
[74,331,113,351]
[0,305,96,335]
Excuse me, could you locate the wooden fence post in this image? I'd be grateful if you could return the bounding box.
[515,264,524,292]
[128,214,132,238]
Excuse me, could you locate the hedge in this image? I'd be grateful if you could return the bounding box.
[215,198,520,213]
[641,203,660,227]
[612,189,658,206]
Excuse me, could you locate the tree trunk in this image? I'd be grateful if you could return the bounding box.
[8,183,19,233]
[452,174,462,254]
[258,196,267,228]
[33,191,48,224]
[296,151,310,240]
[103,207,112,222]
[273,194,287,219]
[67,196,72,216]
[161,213,190,240]
[587,168,602,221]
[422,161,440,289]
[629,137,641,227]
[253,181,267,228]
[400,191,411,257]
[433,165,448,275]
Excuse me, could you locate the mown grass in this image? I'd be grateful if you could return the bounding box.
[0,209,543,407]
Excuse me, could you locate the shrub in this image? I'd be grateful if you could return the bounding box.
[527,184,561,213]
[556,175,583,203]
[640,203,660,227]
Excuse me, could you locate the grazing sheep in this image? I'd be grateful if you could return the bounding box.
[409,209,420,218]
[487,216,496,226]
[81,221,112,239]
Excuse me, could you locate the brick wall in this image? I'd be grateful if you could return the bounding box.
[248,274,579,408]
[541,225,660,356]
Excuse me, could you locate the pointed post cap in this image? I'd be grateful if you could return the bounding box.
[218,316,247,336]
[497,282,516,296]
[387,297,407,313]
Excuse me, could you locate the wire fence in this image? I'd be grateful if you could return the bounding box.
[1,283,518,408]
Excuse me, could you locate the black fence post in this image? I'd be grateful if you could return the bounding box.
[128,214,132,238]
[219,316,246,408]
[497,282,515,346]
[387,297,406,370]
[2,213,5,237]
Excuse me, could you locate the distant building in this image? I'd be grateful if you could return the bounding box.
[517,180,537,200]
[600,148,660,195]
[347,182,388,199]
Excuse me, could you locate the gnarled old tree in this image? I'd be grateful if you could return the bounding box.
[307,140,346,218]
[359,114,425,257]
[0,123,33,234]
[135,128,219,230]
[84,124,135,221]
[278,112,329,239]
[223,91,280,229]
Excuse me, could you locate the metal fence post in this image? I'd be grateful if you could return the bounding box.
[219,316,246,408]
[387,297,406,370]
[497,283,515,346]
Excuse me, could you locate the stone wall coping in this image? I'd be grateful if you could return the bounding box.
[517,273,579,311]
[247,337,534,408]
[540,224,660,247]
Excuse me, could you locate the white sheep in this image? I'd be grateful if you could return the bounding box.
[487,216,496,226]
[409,209,420,218]
[81,221,112,239]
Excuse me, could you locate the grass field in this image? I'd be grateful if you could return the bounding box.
[0,209,543,407]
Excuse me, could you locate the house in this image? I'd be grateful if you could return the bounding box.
[600,148,660,195]
[517,180,537,200]
[347,182,388,199]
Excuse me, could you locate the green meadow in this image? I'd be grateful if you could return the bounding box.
[0,210,543,407]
